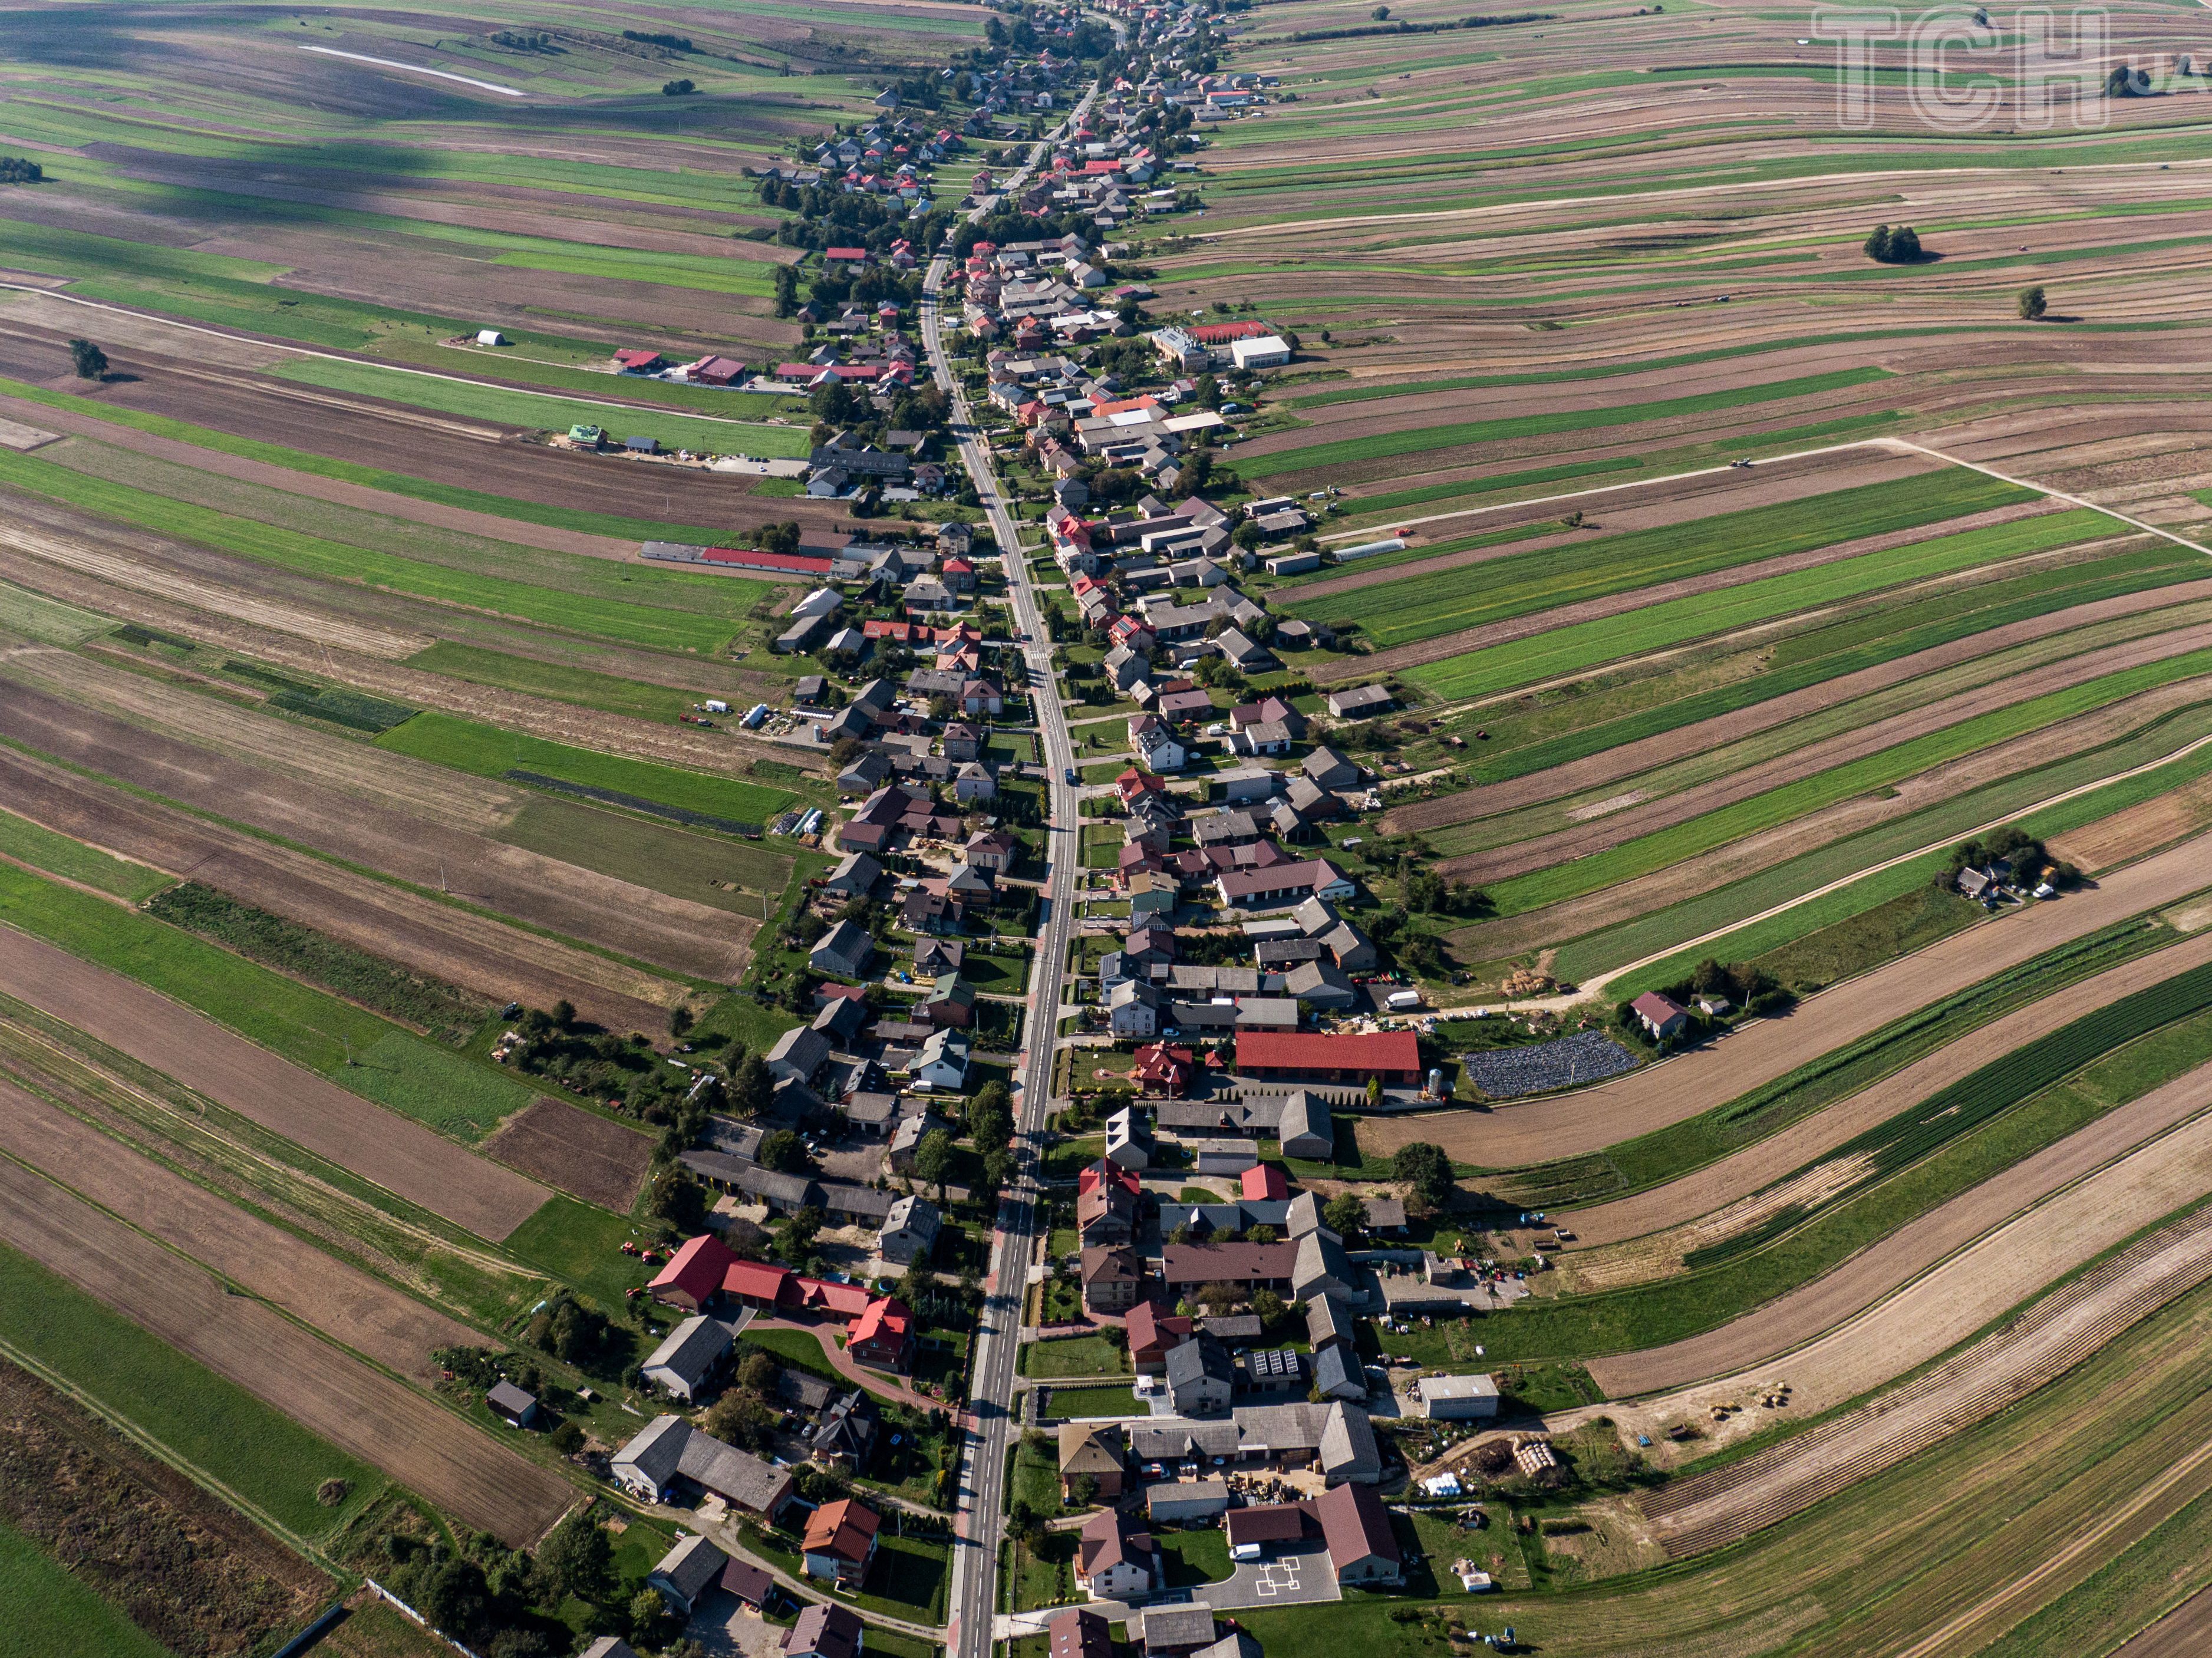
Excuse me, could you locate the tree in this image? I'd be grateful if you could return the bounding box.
[759,1129,809,1173]
[537,1511,615,1604]
[773,263,801,319]
[728,1052,773,1118]
[2018,284,2048,320]
[548,1420,585,1455]
[629,1587,680,1649]
[737,1349,781,1395]
[662,77,697,95]
[416,1557,492,1641]
[1864,223,1920,263]
[914,1128,956,1201]
[67,338,107,380]
[1366,1074,1384,1109]
[706,1391,776,1451]
[1324,1192,1367,1237]
[1069,1472,1099,1507]
[1250,1287,1285,1327]
[1392,1142,1455,1210]
[551,998,577,1031]
[1199,1279,1242,1313]
[643,1164,706,1229]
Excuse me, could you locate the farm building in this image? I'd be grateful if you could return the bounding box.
[1235,1030,1422,1087]
[1140,1606,1218,1656]
[612,1416,793,1517]
[1418,1373,1501,1419]
[642,1314,737,1402]
[1147,1478,1230,1522]
[1325,685,1395,719]
[486,1380,538,1427]
[648,1533,726,1616]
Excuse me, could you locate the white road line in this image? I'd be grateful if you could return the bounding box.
[301,45,527,97]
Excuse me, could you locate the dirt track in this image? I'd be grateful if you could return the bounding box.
[0,744,688,1037]
[1582,1059,2212,1398]
[0,925,549,1241]
[1358,833,2212,1168]
[483,1100,657,1211]
[1439,621,2212,886]
[0,1077,477,1382]
[1562,927,2212,1253]
[1386,578,2212,836]
[0,1151,572,1545]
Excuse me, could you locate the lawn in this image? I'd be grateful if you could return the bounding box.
[0,1521,169,1658]
[0,1244,385,1542]
[0,807,172,902]
[1158,1527,1233,1587]
[500,1196,648,1304]
[1022,1335,1132,1379]
[272,357,815,456]
[742,1525,950,1621]
[1008,1438,1073,1519]
[1045,1385,1143,1419]
[0,862,532,1140]
[377,711,797,826]
[739,1325,843,1380]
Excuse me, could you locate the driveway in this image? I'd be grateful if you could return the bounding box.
[1210,1544,1343,1610]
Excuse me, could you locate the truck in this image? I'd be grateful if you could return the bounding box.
[1386,989,1425,1013]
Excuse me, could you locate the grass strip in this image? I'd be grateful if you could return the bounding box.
[404,641,705,722]
[0,806,172,902]
[0,1517,172,1658]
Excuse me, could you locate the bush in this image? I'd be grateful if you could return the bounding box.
[1864,222,1922,263]
[2019,284,2048,320]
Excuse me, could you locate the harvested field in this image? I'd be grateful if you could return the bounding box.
[0,1358,334,1657]
[0,1077,476,1381]
[0,674,756,983]
[0,1153,572,1546]
[2051,782,2212,874]
[1358,833,2212,1168]
[482,1100,656,1211]
[1583,1059,2212,1400]
[1562,926,2212,1252]
[1631,1199,2212,1558]
[0,744,689,1035]
[0,925,548,1241]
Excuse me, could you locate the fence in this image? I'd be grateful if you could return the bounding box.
[363,1579,487,1658]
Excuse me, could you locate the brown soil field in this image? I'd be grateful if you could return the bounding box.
[2051,778,2212,874]
[2115,1586,2212,1657]
[0,1153,572,1545]
[1581,1059,2212,1399]
[482,1100,657,1211]
[0,1076,479,1380]
[0,289,294,370]
[1628,1199,2212,1560]
[0,671,756,983]
[0,1358,334,1656]
[0,924,549,1240]
[1385,578,2212,837]
[1441,623,2212,887]
[1441,666,2212,957]
[1358,833,2212,1168]
[1565,925,2212,1260]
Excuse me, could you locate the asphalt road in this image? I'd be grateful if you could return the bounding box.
[931,91,1097,1658]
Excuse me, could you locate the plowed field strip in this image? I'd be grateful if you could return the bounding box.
[1357,833,2212,1168]
[0,925,547,1241]
[0,1155,571,1545]
[1564,928,2212,1249]
[0,1077,477,1382]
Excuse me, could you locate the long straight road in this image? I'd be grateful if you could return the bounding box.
[928,93,1097,1658]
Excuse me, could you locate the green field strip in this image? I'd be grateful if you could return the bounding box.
[1446,548,2207,790]
[269,357,813,453]
[1397,504,2112,696]
[1461,970,2212,1364]
[375,709,796,825]
[0,210,291,286]
[1245,365,1893,478]
[1300,469,2049,658]
[0,371,749,545]
[404,641,710,721]
[0,1243,386,1542]
[0,861,535,1141]
[1482,644,2212,918]
[0,1517,172,1658]
[0,444,762,654]
[1560,703,2212,995]
[0,806,172,903]
[0,575,114,646]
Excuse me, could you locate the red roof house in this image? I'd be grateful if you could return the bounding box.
[1132,1041,1195,1098]
[847,1296,915,1372]
[1240,1162,1289,1202]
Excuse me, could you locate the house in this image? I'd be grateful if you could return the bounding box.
[1076,1508,1162,1599]
[1058,1424,1128,1500]
[1130,713,1186,772]
[766,1026,832,1087]
[941,721,984,762]
[1077,1174,1138,1247]
[720,1560,775,1613]
[1105,1105,1150,1171]
[954,761,996,804]
[1324,685,1395,720]
[912,1027,971,1091]
[1301,746,1360,792]
[802,1497,882,1586]
[917,974,978,1029]
[815,994,867,1044]
[912,936,966,977]
[1627,990,1693,1041]
[1082,1244,1142,1313]
[1417,1374,1501,1419]
[807,1389,881,1473]
[964,828,1020,874]
[612,1417,794,1517]
[1108,978,1163,1038]
[1307,1481,1401,1584]
[1132,1040,1195,1097]
[648,1534,727,1616]
[1235,1030,1422,1087]
[1160,1242,1295,1296]
[1050,1607,1113,1658]
[783,1604,865,1658]
[877,1196,942,1266]
[642,1315,737,1403]
[848,1297,916,1370]
[811,920,876,980]
[1127,1301,1195,1373]
[823,853,884,899]
[1148,1479,1231,1523]
[1165,1330,1236,1415]
[1139,1605,1217,1657]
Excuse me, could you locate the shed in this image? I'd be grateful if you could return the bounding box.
[486,1380,539,1428]
[1418,1373,1501,1419]
[1146,1478,1230,1522]
[648,1533,727,1616]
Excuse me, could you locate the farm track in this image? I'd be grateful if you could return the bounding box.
[1634,1199,2212,1559]
[1563,925,2212,1257]
[0,924,549,1241]
[0,1075,478,1382]
[1440,622,2212,886]
[1581,1057,2212,1399]
[1383,576,2212,836]
[0,671,758,983]
[1436,669,2212,935]
[0,744,687,1038]
[0,1146,572,1546]
[1357,832,2212,1167]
